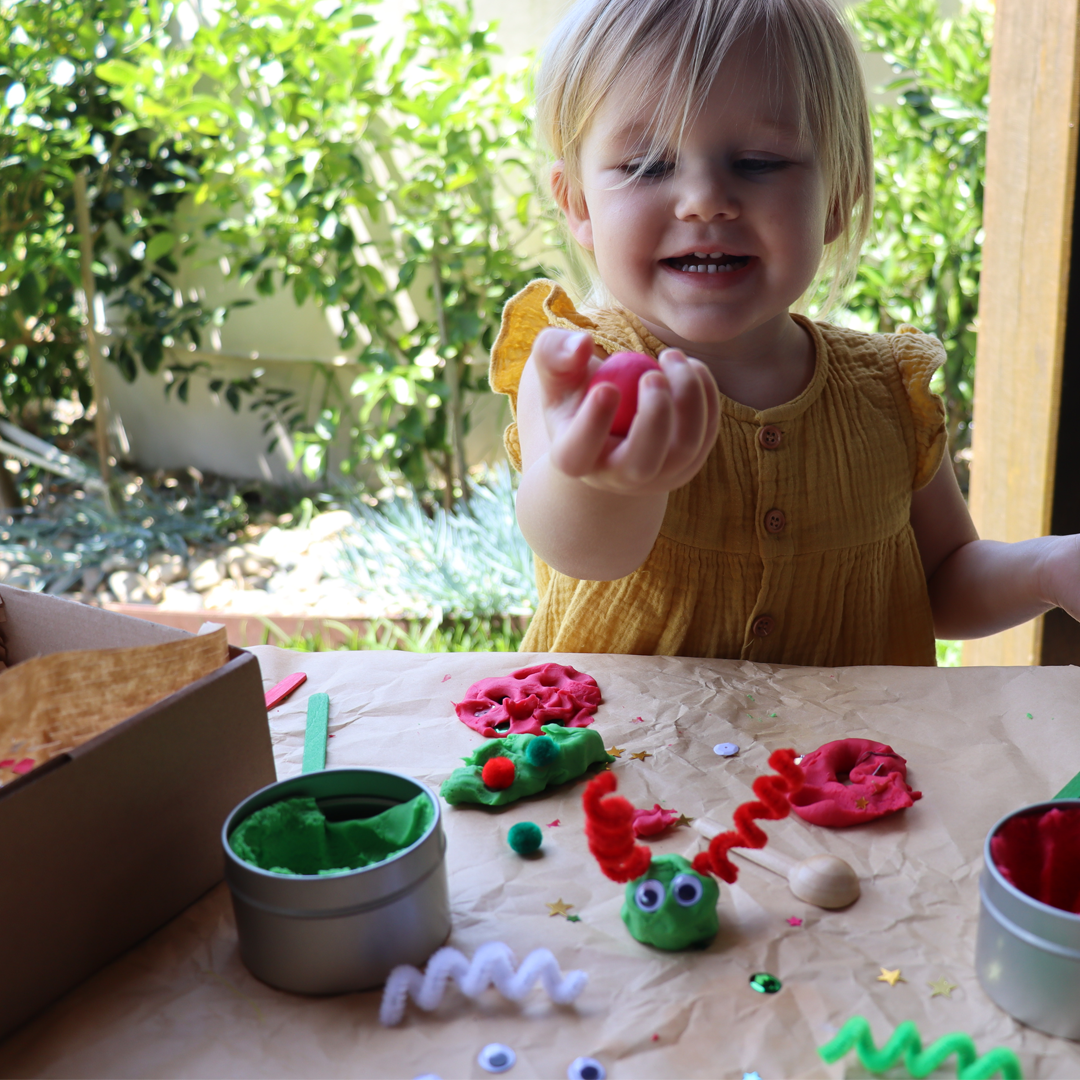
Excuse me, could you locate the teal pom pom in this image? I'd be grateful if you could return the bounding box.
[526,735,560,767]
[508,821,543,855]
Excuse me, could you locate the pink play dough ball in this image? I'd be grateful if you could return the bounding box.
[587,351,662,437]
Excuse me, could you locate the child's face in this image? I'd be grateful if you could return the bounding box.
[561,40,839,354]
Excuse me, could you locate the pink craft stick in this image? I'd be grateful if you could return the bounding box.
[265,672,308,710]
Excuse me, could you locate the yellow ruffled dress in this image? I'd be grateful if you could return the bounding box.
[490,280,947,666]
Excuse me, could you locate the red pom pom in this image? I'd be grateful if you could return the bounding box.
[481,756,516,790]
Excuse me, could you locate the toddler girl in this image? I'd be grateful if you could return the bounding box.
[490,0,1080,665]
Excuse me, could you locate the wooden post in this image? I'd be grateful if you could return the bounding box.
[963,0,1080,666]
[72,171,112,485]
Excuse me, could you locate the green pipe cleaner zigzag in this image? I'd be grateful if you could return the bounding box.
[819,1017,1023,1079]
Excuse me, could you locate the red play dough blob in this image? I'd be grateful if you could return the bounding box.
[631,804,679,837]
[587,351,662,437]
[991,806,1080,914]
[481,756,516,790]
[454,663,601,738]
[788,738,921,827]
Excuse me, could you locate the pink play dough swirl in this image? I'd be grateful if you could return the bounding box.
[787,738,922,827]
[630,804,679,837]
[454,663,601,738]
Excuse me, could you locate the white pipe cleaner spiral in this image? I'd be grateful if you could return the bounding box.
[379,941,588,1026]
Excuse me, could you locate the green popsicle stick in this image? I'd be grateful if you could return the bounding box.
[1053,770,1080,800]
[302,692,329,774]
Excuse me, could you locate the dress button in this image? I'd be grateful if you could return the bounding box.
[752,615,775,638]
[758,425,782,449]
[764,508,786,534]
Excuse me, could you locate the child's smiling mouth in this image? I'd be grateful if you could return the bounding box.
[662,252,753,274]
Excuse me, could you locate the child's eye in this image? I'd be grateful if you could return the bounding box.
[624,158,674,179]
[735,157,788,175]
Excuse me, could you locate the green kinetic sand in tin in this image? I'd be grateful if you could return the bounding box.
[621,853,720,951]
[229,792,433,876]
[441,725,615,806]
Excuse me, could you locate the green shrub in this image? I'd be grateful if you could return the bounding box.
[841,0,991,493]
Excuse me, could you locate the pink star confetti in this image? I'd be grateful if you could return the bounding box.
[631,716,645,723]
[651,1034,660,1042]
[442,674,452,682]
[787,916,803,927]
[546,818,561,827]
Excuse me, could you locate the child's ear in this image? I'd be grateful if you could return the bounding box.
[551,160,594,251]
[823,195,844,245]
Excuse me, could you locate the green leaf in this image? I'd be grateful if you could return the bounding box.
[144,231,176,265]
[94,59,142,86]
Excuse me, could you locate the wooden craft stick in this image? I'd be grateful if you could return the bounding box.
[265,672,308,710]
[302,692,329,774]
[1054,770,1080,800]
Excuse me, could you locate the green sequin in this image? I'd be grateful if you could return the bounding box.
[749,972,783,994]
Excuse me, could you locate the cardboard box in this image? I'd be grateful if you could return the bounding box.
[0,585,276,1038]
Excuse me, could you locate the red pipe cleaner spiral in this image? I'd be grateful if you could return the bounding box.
[692,748,805,883]
[582,771,653,883]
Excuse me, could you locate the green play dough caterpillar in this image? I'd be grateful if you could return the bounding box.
[229,793,433,876]
[441,724,614,806]
[621,853,719,951]
[819,1017,1023,1079]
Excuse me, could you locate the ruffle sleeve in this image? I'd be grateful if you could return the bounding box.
[488,278,663,470]
[890,325,948,490]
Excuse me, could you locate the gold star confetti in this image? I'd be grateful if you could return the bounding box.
[877,968,904,987]
[855,796,869,810]
[674,813,693,827]
[629,750,652,762]
[929,978,958,999]
[607,746,625,757]
[546,898,573,917]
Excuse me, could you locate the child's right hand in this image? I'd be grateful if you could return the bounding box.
[520,327,720,497]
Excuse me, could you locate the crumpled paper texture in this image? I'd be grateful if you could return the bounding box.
[1,650,1079,1079]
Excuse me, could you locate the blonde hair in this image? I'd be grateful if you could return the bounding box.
[535,0,874,312]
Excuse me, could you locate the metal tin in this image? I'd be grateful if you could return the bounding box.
[975,799,1080,1039]
[222,768,450,994]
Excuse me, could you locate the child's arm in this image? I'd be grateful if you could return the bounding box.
[911,457,1080,638]
[515,327,720,581]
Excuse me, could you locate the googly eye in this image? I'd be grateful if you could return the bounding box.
[478,1043,516,1073]
[672,872,705,907]
[567,1057,607,1080]
[634,878,666,912]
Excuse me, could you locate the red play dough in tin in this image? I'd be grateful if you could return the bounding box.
[454,663,601,737]
[990,806,1080,914]
[788,738,921,827]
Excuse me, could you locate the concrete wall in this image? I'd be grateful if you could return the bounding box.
[108,0,946,484]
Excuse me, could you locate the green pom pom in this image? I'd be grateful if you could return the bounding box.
[508,821,543,855]
[526,735,560,767]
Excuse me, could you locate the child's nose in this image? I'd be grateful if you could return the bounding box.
[673,168,739,222]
